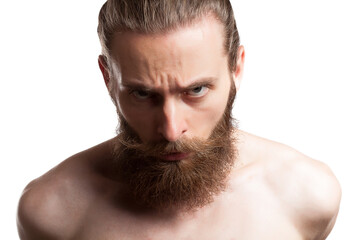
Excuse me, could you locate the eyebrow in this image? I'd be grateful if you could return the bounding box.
[121,77,218,92]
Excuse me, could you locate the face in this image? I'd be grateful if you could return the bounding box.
[102,16,243,144]
[99,16,244,210]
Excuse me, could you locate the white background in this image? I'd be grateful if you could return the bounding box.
[1,0,359,239]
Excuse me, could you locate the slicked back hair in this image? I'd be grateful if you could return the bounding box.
[97,0,240,72]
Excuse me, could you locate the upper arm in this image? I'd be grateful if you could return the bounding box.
[17,181,58,240]
[295,161,342,240]
[17,176,79,240]
[275,155,342,240]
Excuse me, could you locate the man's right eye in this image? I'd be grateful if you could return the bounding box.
[131,90,151,100]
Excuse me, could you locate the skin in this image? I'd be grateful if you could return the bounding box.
[17,16,341,240]
[107,18,235,144]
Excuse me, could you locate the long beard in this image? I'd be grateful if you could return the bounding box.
[112,84,237,211]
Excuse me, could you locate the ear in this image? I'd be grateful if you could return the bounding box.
[232,45,245,91]
[98,55,110,89]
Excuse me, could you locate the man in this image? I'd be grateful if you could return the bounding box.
[17,0,341,239]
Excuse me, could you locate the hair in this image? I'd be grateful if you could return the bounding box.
[97,0,240,72]
[112,82,237,211]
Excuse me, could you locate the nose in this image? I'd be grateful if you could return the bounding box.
[157,98,187,142]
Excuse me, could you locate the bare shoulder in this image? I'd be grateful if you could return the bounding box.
[238,131,342,239]
[17,156,90,239]
[17,139,114,240]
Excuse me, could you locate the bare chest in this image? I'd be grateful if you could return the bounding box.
[72,194,303,240]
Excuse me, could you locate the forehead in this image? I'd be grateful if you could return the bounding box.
[109,16,228,87]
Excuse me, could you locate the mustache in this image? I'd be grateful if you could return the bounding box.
[117,136,221,159]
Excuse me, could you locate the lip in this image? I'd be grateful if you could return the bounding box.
[160,152,190,161]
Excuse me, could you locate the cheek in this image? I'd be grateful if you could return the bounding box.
[188,90,229,139]
[116,93,155,141]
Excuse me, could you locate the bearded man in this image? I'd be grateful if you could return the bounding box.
[17,0,341,239]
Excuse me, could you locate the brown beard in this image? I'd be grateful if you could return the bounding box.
[112,83,237,212]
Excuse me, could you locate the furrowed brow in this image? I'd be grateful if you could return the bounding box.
[121,82,153,91]
[183,77,217,91]
[121,77,218,92]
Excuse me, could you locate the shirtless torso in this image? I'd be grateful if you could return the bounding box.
[17,131,341,240]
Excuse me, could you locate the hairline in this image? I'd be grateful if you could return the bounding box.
[106,14,229,70]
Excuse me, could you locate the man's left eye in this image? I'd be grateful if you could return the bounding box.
[186,86,209,97]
